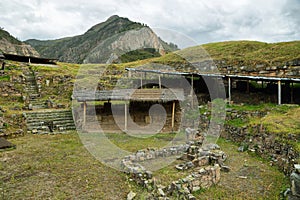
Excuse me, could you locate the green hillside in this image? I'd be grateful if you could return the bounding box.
[153,40,300,66]
[0,28,22,45]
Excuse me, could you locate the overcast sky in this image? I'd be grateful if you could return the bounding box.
[0,0,299,48]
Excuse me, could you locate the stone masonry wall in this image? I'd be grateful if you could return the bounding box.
[200,108,300,175]
[122,135,228,199]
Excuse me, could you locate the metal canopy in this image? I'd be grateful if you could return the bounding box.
[126,67,300,82]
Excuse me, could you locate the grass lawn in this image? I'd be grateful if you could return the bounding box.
[0,132,289,200]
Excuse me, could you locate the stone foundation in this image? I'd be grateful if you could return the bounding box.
[122,135,228,199]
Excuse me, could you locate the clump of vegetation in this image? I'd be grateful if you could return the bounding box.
[0,28,22,45]
[119,48,161,63]
[259,106,300,135]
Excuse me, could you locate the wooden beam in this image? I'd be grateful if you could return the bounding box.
[278,80,281,105]
[171,101,176,131]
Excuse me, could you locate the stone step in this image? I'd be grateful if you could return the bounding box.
[25,84,37,87]
[26,115,73,120]
[25,110,76,134]
[25,89,37,92]
[28,124,76,132]
[25,87,37,90]
[27,118,74,125]
[26,112,74,117]
[30,101,46,104]
[27,123,76,131]
[31,105,48,110]
[26,110,72,114]
[25,110,73,116]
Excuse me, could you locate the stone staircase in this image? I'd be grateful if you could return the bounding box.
[25,110,76,134]
[23,69,47,110]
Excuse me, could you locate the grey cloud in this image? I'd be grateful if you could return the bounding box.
[0,0,299,47]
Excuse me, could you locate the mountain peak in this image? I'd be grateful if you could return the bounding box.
[85,15,138,34]
[107,15,121,21]
[26,16,178,63]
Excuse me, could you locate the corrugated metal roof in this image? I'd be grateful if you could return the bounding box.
[126,67,300,82]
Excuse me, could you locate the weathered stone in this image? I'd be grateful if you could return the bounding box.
[259,70,269,74]
[175,164,185,171]
[186,161,194,168]
[183,186,190,194]
[205,143,220,150]
[158,188,165,197]
[188,194,197,200]
[197,156,210,166]
[145,171,153,179]
[127,191,136,200]
[221,165,231,172]
[290,171,300,196]
[238,145,245,152]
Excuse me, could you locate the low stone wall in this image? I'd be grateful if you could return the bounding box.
[0,71,24,97]
[214,59,300,78]
[216,109,299,175]
[0,112,25,138]
[122,136,228,199]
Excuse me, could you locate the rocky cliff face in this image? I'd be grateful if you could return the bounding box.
[84,27,165,63]
[0,29,39,57]
[26,15,177,64]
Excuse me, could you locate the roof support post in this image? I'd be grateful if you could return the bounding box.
[128,70,131,78]
[83,101,87,129]
[171,101,176,132]
[291,82,294,104]
[190,75,194,108]
[140,73,143,89]
[228,77,231,104]
[278,80,281,105]
[246,80,250,94]
[158,74,162,89]
[124,101,128,131]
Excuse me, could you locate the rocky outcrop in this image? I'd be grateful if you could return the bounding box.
[0,29,39,57]
[84,27,165,63]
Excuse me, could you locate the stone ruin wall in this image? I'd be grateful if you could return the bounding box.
[0,70,27,137]
[214,59,300,77]
[198,108,299,175]
[122,135,228,199]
